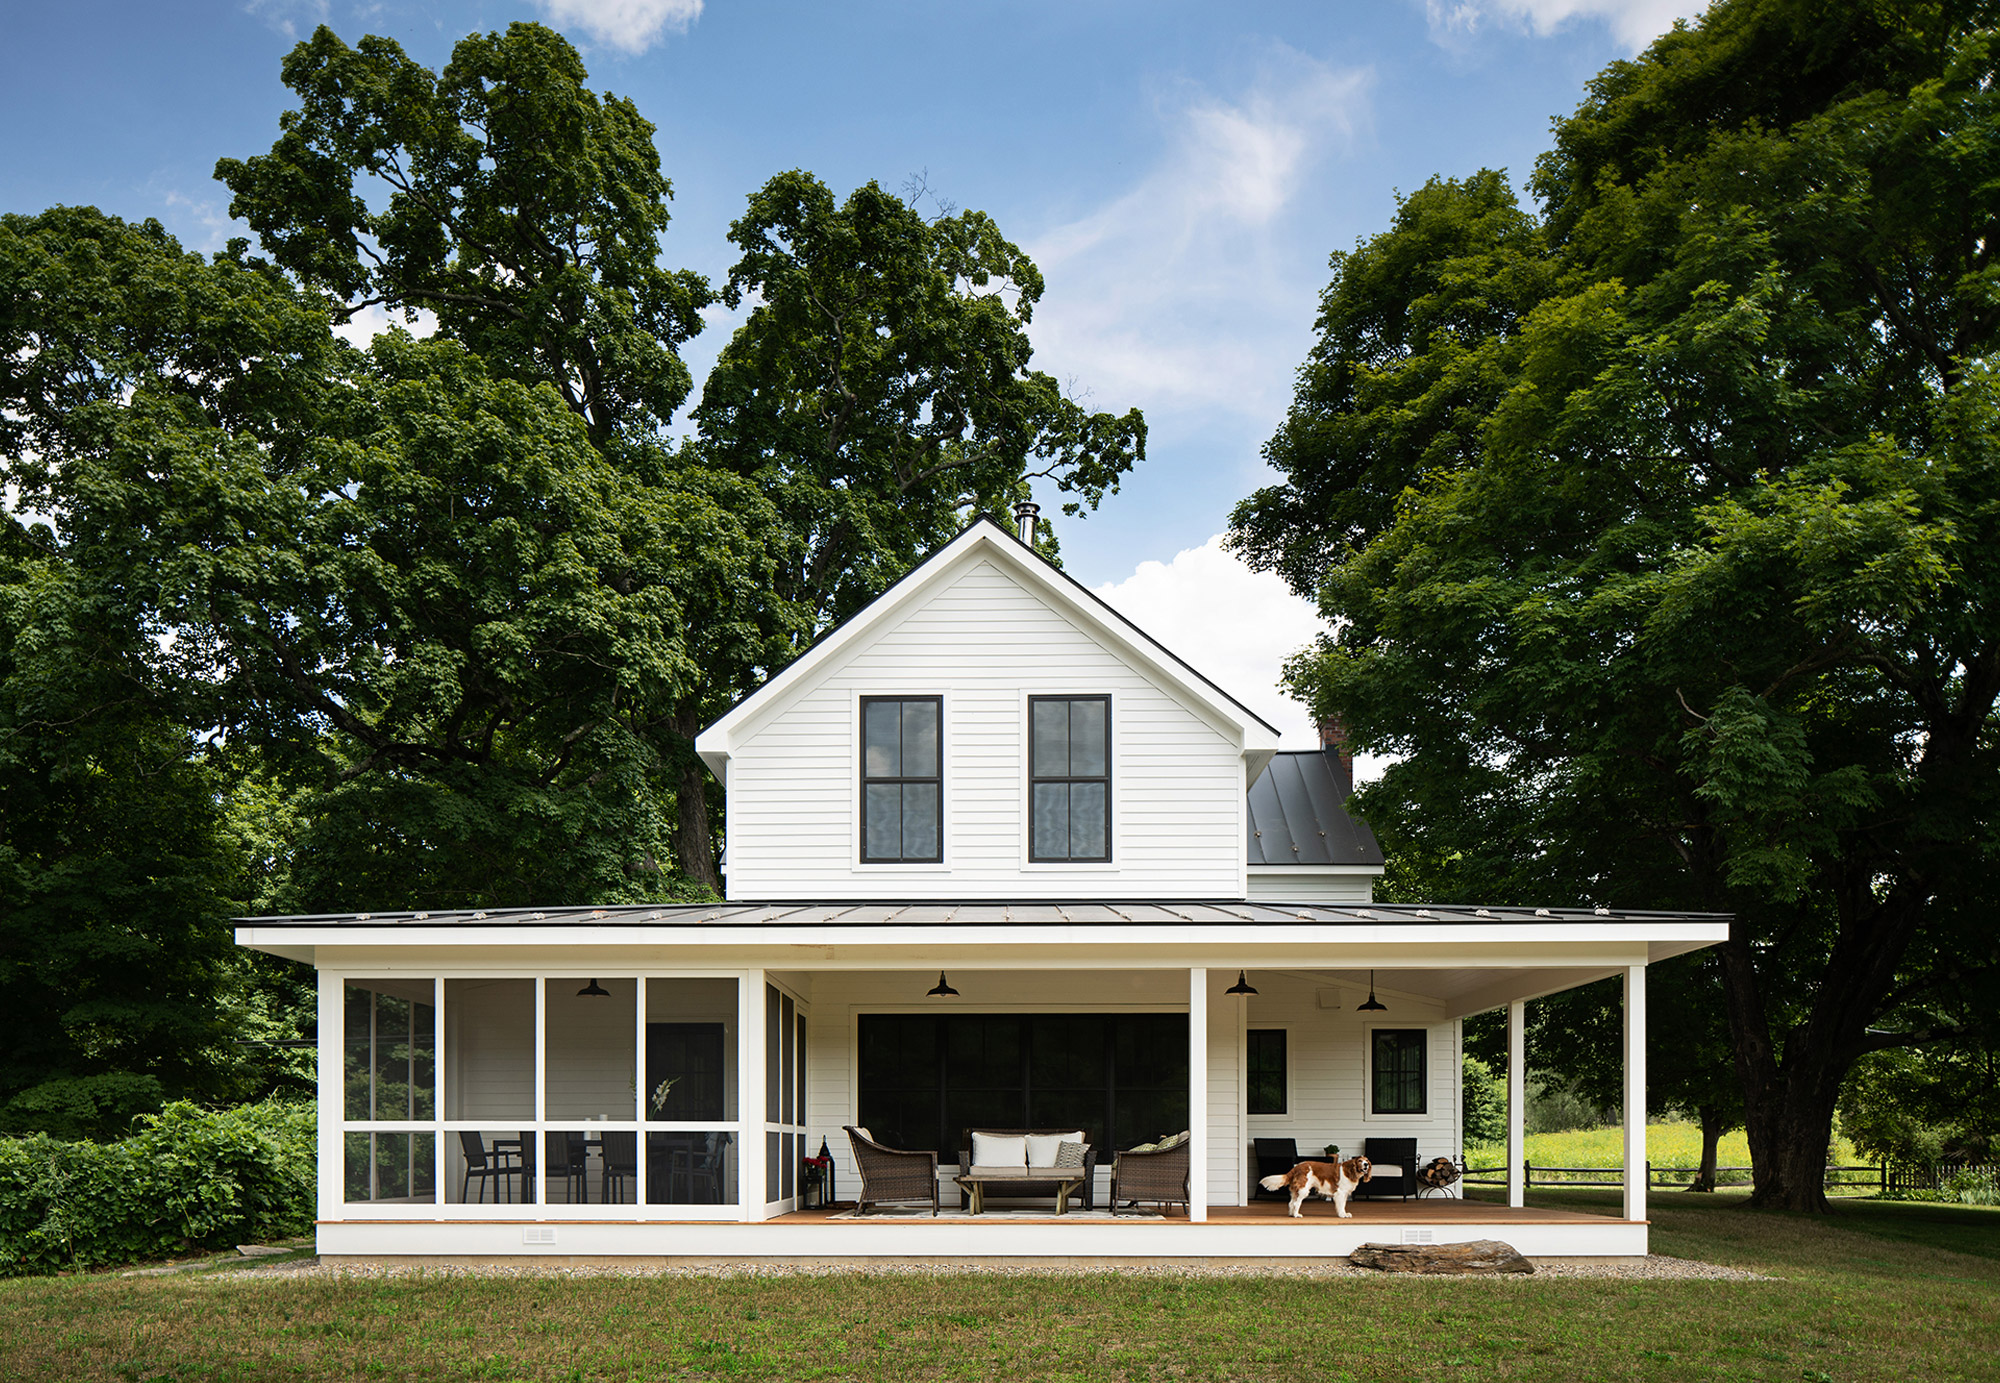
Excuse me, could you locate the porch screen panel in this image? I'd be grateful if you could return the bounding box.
[1026,1016,1109,1142]
[443,979,532,1121]
[943,1016,1025,1149]
[855,1015,938,1152]
[1371,1029,1428,1114]
[765,984,781,1124]
[343,980,435,1122]
[1114,1014,1190,1143]
[858,1014,1187,1155]
[544,978,637,1121]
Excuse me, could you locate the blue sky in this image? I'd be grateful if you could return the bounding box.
[1,0,1706,741]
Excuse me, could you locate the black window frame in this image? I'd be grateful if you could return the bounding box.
[1027,694,1112,863]
[859,695,943,864]
[1246,1027,1288,1116]
[1370,1027,1428,1115]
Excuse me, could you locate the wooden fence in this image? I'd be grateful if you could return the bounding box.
[1462,1162,1888,1195]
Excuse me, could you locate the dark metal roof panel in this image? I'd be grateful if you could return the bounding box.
[236,901,1729,928]
[1245,750,1384,868]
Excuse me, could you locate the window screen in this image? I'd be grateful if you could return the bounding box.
[1371,1028,1427,1114]
[1247,1028,1287,1116]
[861,697,942,862]
[1029,696,1110,861]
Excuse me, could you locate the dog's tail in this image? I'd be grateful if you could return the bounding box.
[1258,1173,1289,1192]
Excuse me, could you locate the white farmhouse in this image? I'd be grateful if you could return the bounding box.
[237,512,1725,1264]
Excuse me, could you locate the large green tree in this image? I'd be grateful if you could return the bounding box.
[1233,0,2000,1211]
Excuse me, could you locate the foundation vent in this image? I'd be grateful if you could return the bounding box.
[1402,1228,1436,1245]
[523,1226,558,1245]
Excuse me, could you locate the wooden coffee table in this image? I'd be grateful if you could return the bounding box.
[953,1166,1089,1215]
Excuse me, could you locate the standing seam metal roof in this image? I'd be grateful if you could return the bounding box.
[1246,750,1384,867]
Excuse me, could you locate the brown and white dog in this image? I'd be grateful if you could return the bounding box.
[1258,1156,1373,1218]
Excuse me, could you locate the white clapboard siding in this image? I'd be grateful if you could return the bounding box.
[1236,972,1461,1190]
[725,558,1247,900]
[1207,973,1244,1206]
[1245,870,1379,904]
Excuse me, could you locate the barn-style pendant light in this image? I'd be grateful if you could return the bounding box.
[926,972,959,997]
[1225,970,1258,996]
[577,978,610,997]
[1356,971,1387,1012]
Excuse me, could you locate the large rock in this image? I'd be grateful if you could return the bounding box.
[1348,1239,1535,1274]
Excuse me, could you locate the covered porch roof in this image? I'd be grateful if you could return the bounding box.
[236,900,1728,1019]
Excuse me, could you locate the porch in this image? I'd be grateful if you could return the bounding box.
[317,1196,1645,1264]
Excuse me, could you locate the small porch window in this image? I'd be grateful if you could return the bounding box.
[1371,1028,1428,1114]
[1029,695,1110,861]
[1246,1028,1287,1116]
[861,697,942,862]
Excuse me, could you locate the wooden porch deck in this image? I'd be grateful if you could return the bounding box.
[772,1198,1628,1226]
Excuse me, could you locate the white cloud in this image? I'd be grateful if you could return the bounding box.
[331,303,438,350]
[1025,52,1371,425]
[1421,0,1709,52]
[531,0,704,54]
[242,0,329,41]
[1093,532,1326,746]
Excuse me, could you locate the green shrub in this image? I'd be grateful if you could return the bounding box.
[1462,1055,1507,1144]
[0,1099,314,1275]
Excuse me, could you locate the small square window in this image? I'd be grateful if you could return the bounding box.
[1029,696,1110,862]
[1371,1029,1427,1114]
[1247,1028,1286,1116]
[861,697,941,863]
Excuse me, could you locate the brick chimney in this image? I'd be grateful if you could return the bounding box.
[1318,715,1355,797]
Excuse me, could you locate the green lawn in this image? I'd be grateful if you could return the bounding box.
[1463,1123,1867,1188]
[0,1191,1995,1382]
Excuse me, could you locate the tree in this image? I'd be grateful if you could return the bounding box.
[1232,0,2000,1211]
[0,517,244,1138]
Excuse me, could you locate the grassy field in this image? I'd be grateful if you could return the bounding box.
[1,1190,1996,1382]
[1463,1124,1867,1189]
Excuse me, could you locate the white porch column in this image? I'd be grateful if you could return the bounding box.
[1623,964,1647,1223]
[1506,998,1526,1209]
[1188,967,1208,1222]
[317,970,343,1224]
[740,969,768,1222]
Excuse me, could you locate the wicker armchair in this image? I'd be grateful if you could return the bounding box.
[844,1126,940,1216]
[1110,1138,1192,1216]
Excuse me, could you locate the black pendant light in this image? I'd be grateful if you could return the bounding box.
[1225,970,1258,996]
[926,971,959,997]
[1356,970,1387,1012]
[577,978,610,997]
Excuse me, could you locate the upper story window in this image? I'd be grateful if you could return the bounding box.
[861,697,941,863]
[1029,695,1110,862]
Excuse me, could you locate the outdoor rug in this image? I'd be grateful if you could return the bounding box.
[829,1206,1163,1221]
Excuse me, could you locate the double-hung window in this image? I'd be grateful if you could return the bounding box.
[1370,1028,1428,1114]
[861,697,942,863]
[1029,695,1110,862]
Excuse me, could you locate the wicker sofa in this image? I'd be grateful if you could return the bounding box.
[844,1126,940,1215]
[1110,1135,1192,1215]
[956,1127,1100,1211]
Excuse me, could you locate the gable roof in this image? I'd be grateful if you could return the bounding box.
[696,515,1283,778]
[1247,749,1384,868]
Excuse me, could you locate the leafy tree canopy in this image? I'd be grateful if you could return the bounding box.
[1232,0,2000,1210]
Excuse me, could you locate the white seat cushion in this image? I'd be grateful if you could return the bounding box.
[1024,1132,1085,1167]
[971,1132,1028,1168]
[1371,1164,1405,1177]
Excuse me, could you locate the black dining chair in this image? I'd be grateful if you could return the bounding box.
[456,1131,510,1204]
[538,1130,589,1204]
[601,1131,638,1204]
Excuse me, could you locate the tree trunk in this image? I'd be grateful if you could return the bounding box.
[668,705,722,895]
[1686,1104,1724,1192]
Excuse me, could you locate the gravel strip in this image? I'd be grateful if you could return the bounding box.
[210,1254,1769,1282]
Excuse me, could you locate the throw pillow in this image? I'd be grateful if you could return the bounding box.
[1154,1130,1190,1150]
[1124,1140,1159,1154]
[1024,1131,1084,1167]
[971,1132,1028,1168]
[1055,1141,1089,1169]
[851,1128,871,1143]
